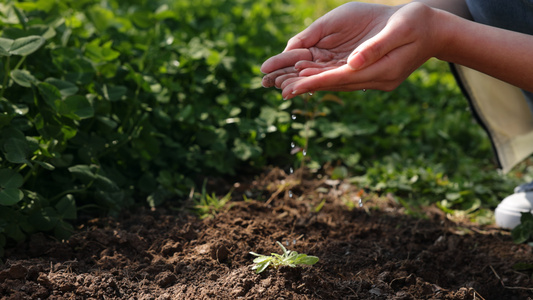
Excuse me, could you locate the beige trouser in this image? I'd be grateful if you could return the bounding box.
[451,64,533,173]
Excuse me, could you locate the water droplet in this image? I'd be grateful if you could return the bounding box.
[359,198,363,207]
[289,190,293,198]
[290,142,295,148]
[362,89,366,92]
[302,150,307,156]
[308,92,314,96]
[291,114,296,120]
[289,167,294,174]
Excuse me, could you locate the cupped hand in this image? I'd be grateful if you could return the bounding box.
[261,2,444,99]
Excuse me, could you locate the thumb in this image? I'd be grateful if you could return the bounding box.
[283,21,322,53]
[347,23,403,70]
[347,39,384,71]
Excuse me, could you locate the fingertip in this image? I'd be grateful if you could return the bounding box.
[348,52,365,71]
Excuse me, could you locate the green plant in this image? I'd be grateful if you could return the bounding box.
[192,180,233,219]
[249,241,319,273]
[511,213,533,245]
[0,0,313,253]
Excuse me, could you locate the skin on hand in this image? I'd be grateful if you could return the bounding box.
[262,0,533,99]
[260,3,396,88]
[261,2,443,99]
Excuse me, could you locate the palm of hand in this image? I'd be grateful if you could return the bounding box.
[261,3,394,88]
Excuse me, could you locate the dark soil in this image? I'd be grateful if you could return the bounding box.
[1,168,532,299]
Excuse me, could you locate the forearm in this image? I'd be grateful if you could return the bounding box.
[434,8,533,92]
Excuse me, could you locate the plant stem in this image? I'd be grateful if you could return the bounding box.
[0,56,10,100]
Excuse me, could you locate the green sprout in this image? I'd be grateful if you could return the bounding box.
[249,241,319,273]
[193,179,233,219]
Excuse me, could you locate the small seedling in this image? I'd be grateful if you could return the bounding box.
[249,241,319,273]
[193,179,233,219]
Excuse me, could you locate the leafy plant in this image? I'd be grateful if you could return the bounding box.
[193,180,233,219]
[511,212,533,245]
[249,241,319,273]
[0,0,316,253]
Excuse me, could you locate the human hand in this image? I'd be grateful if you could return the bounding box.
[261,2,445,99]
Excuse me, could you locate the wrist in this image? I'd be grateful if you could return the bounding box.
[430,8,458,61]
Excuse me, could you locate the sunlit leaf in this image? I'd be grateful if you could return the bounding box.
[9,36,45,56]
[45,78,79,97]
[0,38,14,56]
[11,69,38,87]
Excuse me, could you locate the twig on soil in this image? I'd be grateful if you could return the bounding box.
[266,181,290,205]
[489,265,533,292]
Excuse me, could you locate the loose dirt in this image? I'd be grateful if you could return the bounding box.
[1,168,532,299]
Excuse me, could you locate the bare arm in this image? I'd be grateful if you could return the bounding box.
[435,8,533,92]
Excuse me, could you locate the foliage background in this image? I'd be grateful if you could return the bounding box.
[0,0,531,254]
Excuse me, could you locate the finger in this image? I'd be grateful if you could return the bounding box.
[294,59,346,70]
[347,14,412,70]
[283,64,359,97]
[298,66,339,77]
[283,20,323,52]
[262,66,298,88]
[261,49,313,74]
[275,73,298,89]
[283,59,392,98]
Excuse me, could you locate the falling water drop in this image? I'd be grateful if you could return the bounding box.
[308,92,314,96]
[291,114,297,120]
[358,198,363,207]
[362,89,366,92]
[302,150,307,156]
[289,167,294,174]
[288,190,293,198]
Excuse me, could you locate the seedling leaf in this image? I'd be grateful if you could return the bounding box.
[249,241,319,273]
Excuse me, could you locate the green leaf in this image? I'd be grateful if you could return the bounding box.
[255,260,270,273]
[68,165,96,182]
[58,95,94,120]
[9,36,45,56]
[252,256,272,264]
[0,189,23,206]
[10,69,38,88]
[37,82,61,109]
[296,255,319,265]
[55,195,77,220]
[3,138,30,164]
[511,227,530,244]
[0,169,23,189]
[103,85,127,102]
[0,38,14,56]
[45,78,79,97]
[131,11,154,29]
[28,207,58,231]
[34,160,55,171]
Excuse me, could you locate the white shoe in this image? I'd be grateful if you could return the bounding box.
[495,182,533,229]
